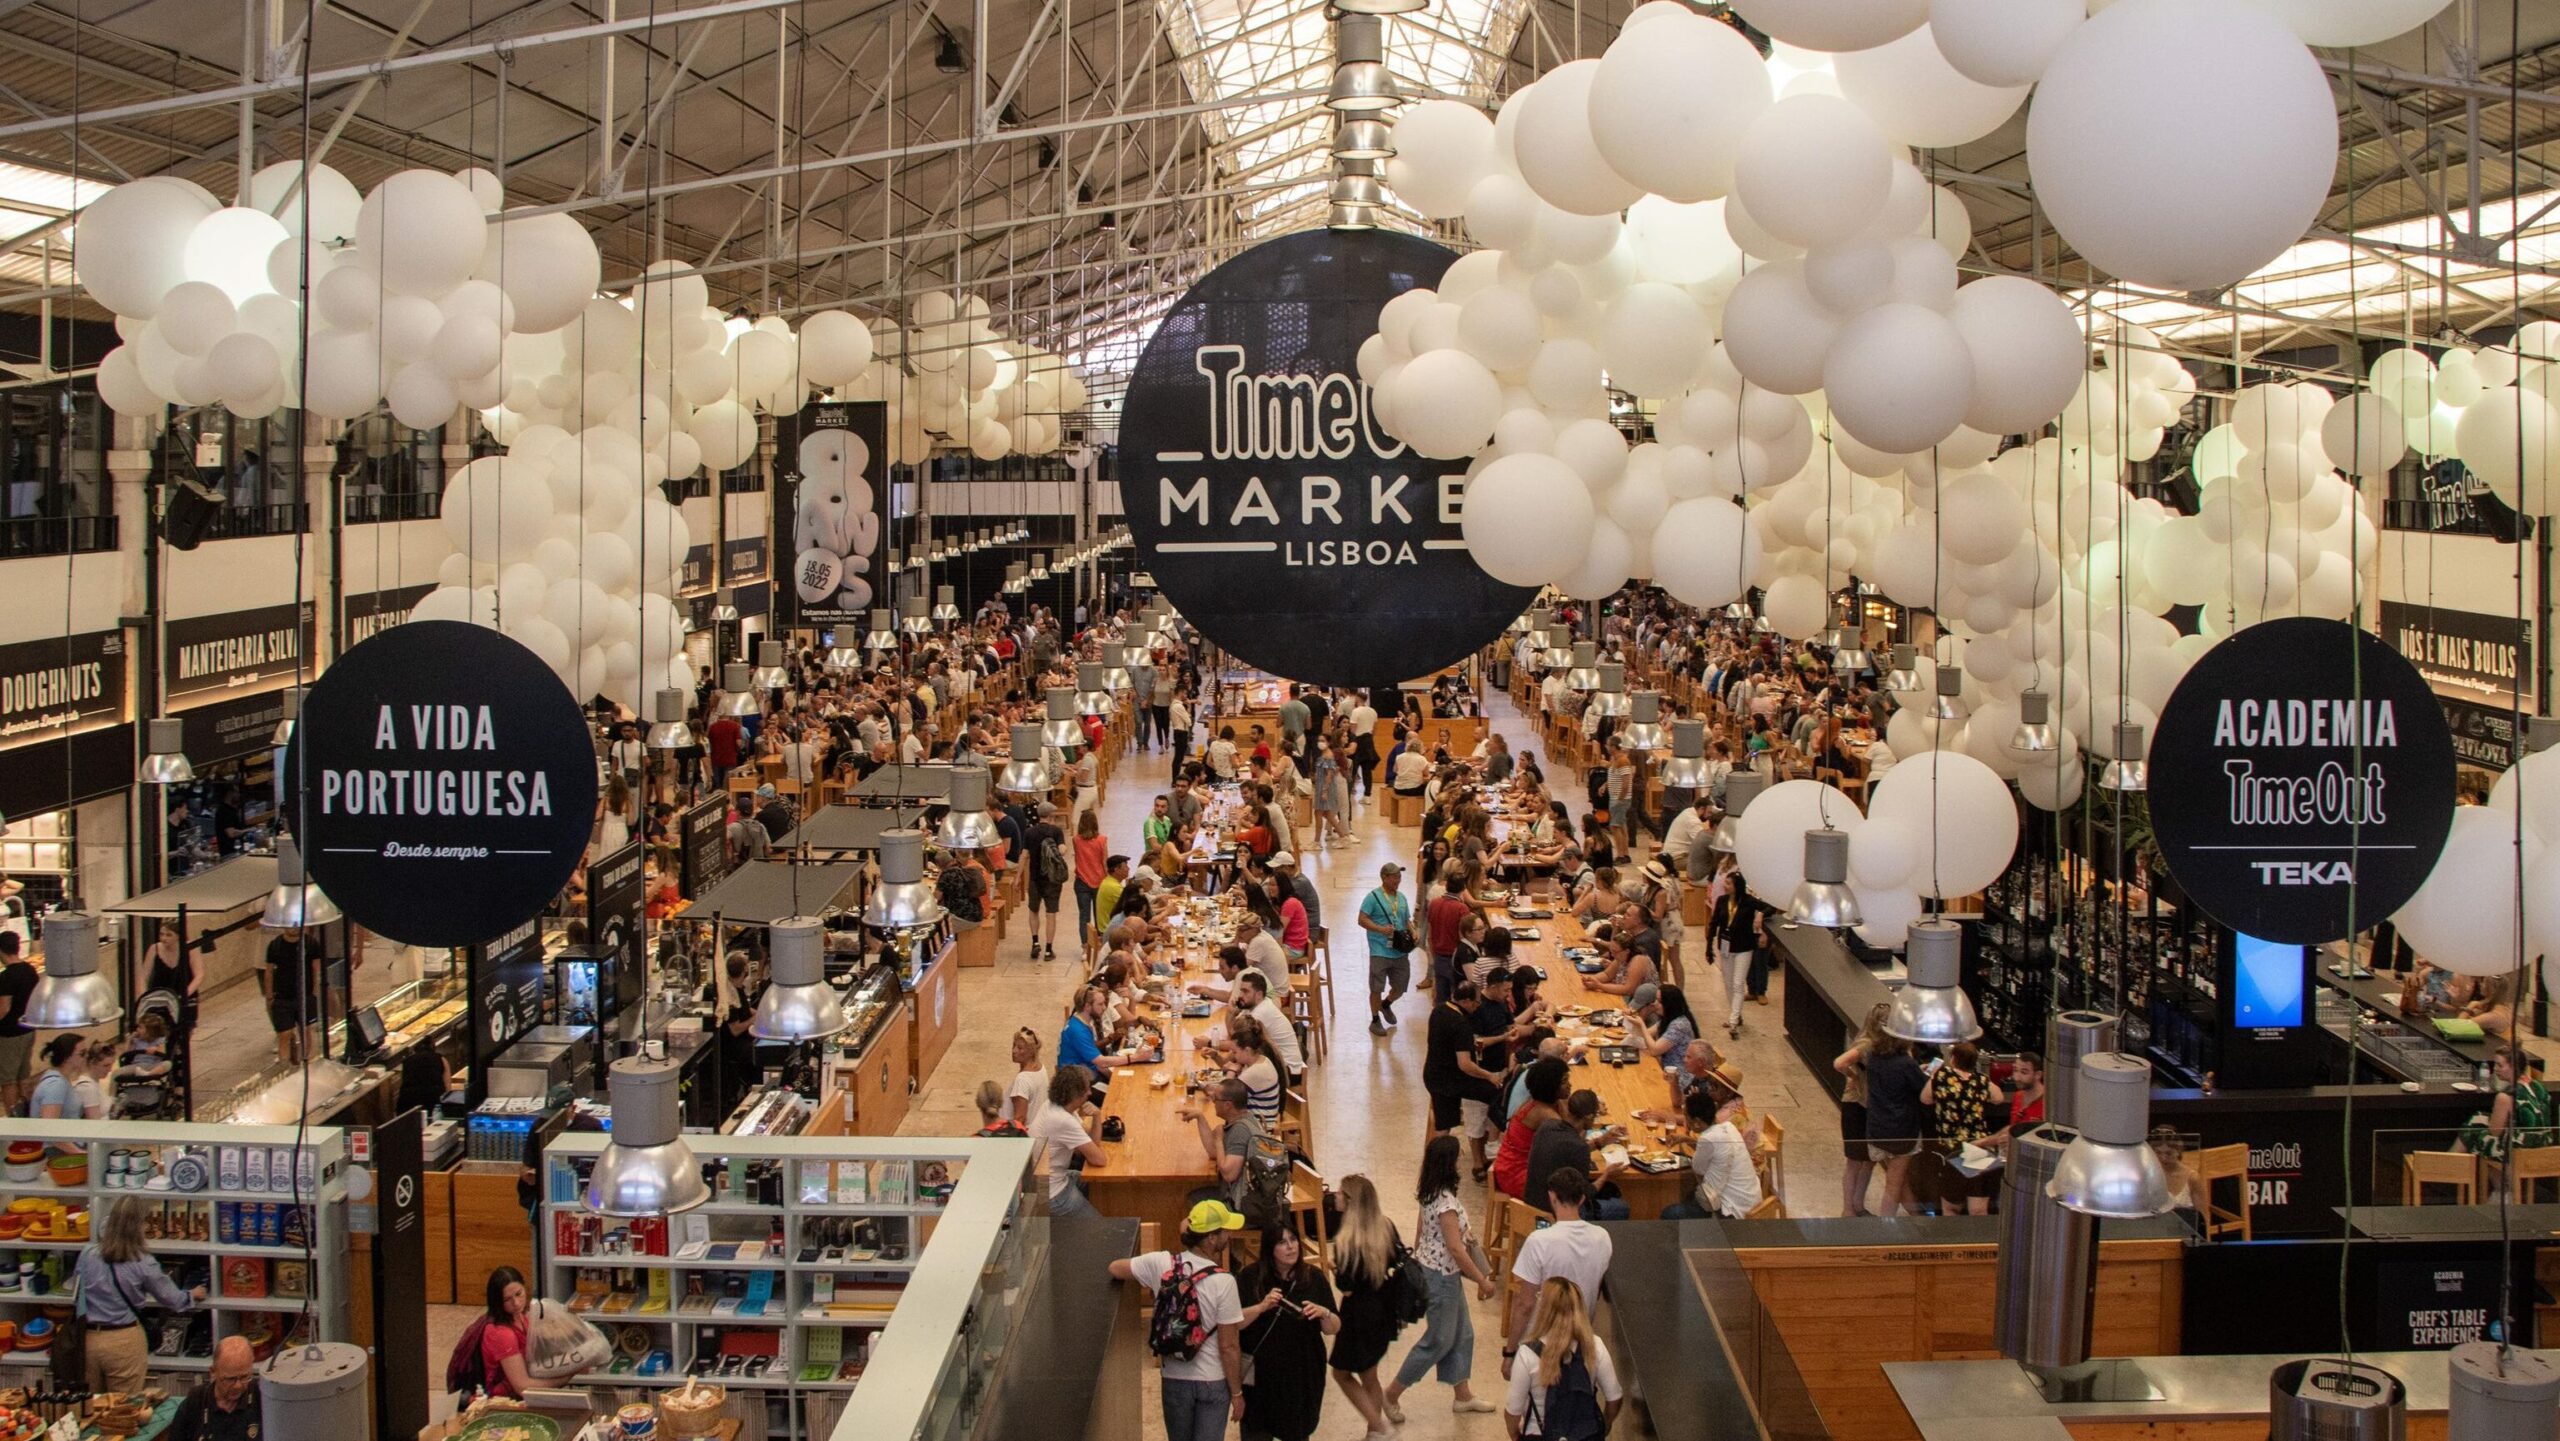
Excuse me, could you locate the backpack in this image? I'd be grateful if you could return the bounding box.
[1146,1255,1221,1361]
[1239,1118,1291,1230]
[1520,1342,1609,1441]
[446,1315,492,1398]
[1037,832,1070,890]
[937,866,985,923]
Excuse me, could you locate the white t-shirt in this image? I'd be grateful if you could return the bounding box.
[1124,1250,1243,1383]
[1691,1119,1763,1218]
[1392,749,1430,789]
[1208,739,1237,778]
[1349,705,1377,732]
[1029,1106,1092,1201]
[1247,995,1304,1075]
[1503,1338,1623,1424]
[1511,1219,1614,1316]
[1007,1067,1051,1128]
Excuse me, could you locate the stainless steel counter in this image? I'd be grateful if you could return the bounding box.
[1885,1350,2460,1441]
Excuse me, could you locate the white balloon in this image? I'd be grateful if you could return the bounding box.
[1650,497,1760,608]
[799,309,876,386]
[2025,0,2338,291]
[1833,23,2030,147]
[1558,516,1634,599]
[206,332,280,408]
[246,160,364,242]
[74,176,219,319]
[1730,0,1926,52]
[1554,418,1630,490]
[1595,283,1709,398]
[1732,777,1866,905]
[1387,100,1500,219]
[1462,173,1542,252]
[1867,749,2019,897]
[94,346,159,416]
[2320,391,2407,476]
[1456,284,1545,373]
[1823,302,1975,453]
[1588,8,1773,202]
[355,170,489,297]
[181,207,290,304]
[1391,349,1504,460]
[1732,94,1894,249]
[1527,338,1608,414]
[155,282,236,356]
[2394,807,2536,977]
[1626,197,1743,286]
[1927,0,2082,85]
[1510,63,1645,217]
[481,211,603,334]
[2238,0,2452,48]
[1462,452,1595,585]
[1848,816,1920,888]
[1762,572,1829,639]
[2455,387,2560,516]
[1720,261,1838,395]
[1947,276,2084,434]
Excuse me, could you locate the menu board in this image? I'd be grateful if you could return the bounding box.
[588,840,646,978]
[681,794,732,899]
[466,916,547,1102]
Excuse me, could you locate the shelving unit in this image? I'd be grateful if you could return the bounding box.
[539,1133,1035,1440]
[0,1119,348,1376]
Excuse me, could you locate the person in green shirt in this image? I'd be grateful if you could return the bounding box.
[1143,795,1175,854]
[1093,855,1130,948]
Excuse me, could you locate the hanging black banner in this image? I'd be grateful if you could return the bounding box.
[344,582,436,649]
[2379,599,2529,702]
[2147,617,2459,944]
[774,401,891,628]
[588,839,646,978]
[464,915,548,1105]
[681,794,732,899]
[165,601,313,706]
[285,620,600,948]
[1117,229,1534,689]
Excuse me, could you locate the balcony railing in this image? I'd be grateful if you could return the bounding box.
[201,502,309,540]
[0,512,117,560]
[343,489,442,524]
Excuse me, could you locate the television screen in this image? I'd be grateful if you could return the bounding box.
[2233,933,2308,1029]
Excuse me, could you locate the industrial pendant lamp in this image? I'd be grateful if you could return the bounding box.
[1657,718,1714,785]
[750,641,790,692]
[1723,602,1749,622]
[1787,828,1861,928]
[864,829,946,928]
[27,912,119,1029]
[898,595,932,637]
[1328,172,1387,209]
[1928,663,1968,722]
[865,608,898,655]
[715,662,761,718]
[1708,771,1767,853]
[1564,642,1602,693]
[140,718,193,785]
[586,1057,711,1217]
[1100,644,1134,694]
[1882,644,1920,693]
[932,585,961,624]
[1539,626,1574,672]
[1883,919,1980,1045]
[1617,691,1666,751]
[646,689,694,750]
[1334,119,1394,161]
[2047,1054,2176,1218]
[262,837,341,930]
[1327,14,1398,113]
[2010,690,2057,753]
[823,635,863,671]
[752,918,847,1042]
[2097,722,2149,792]
[711,589,740,623]
[1073,663,1114,718]
[1004,563,1028,595]
[997,723,1052,797]
[1589,662,1631,718]
[935,766,1003,849]
[269,686,305,748]
[2445,1342,2560,1439]
[1042,689,1086,751]
[1029,553,1052,582]
[1828,625,1870,674]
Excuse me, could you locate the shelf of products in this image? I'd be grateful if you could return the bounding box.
[540,1133,1035,1441]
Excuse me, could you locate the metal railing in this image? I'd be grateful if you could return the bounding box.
[343,489,442,524]
[0,512,116,559]
[201,502,309,540]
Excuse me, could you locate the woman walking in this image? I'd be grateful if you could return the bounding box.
[1385,1137,1499,1418]
[1328,1175,1406,1440]
[1236,1223,1340,1441]
[1314,738,1355,848]
[1071,811,1108,963]
[1502,1279,1623,1440]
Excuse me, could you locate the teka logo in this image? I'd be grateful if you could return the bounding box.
[2252,860,2354,885]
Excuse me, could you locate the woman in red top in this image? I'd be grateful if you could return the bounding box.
[1072,812,1110,962]
[478,1267,533,1398]
[1492,1058,1568,1200]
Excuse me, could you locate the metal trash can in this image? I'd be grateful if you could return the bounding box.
[2269,1358,2406,1441]
[2448,1341,2560,1441]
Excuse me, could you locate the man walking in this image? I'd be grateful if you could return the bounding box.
[1358,862,1416,1036]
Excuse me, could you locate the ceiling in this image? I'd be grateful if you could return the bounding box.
[0,0,2552,412]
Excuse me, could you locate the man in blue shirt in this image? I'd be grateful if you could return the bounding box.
[1057,984,1151,1085]
[1357,861,1415,1037]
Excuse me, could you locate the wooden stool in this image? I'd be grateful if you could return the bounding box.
[1496,1197,1547,1318]
[2511,1146,2560,1202]
[2403,1150,2480,1205]
[1289,1161,1333,1269]
[2195,1143,2252,1240]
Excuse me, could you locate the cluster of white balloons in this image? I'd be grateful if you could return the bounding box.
[2396,748,2560,985]
[2338,324,2560,517]
[1725,752,2021,950]
[836,291,1090,466]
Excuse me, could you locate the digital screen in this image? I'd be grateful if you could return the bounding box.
[2233,933,2308,1029]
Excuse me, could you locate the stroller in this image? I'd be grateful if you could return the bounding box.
[111,989,184,1120]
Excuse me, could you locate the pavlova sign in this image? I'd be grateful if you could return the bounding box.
[285,620,600,948]
[1120,229,1534,688]
[2146,617,2457,943]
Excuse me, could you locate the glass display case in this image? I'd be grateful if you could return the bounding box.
[837,961,905,1054]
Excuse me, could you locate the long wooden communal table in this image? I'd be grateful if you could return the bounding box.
[1499,906,1695,1219]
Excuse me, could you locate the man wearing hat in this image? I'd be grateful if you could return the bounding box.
[1357,861,1416,1036]
[1663,1066,1762,1219]
[753,782,796,844]
[1109,1200,1248,1441]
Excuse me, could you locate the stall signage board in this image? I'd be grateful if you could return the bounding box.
[774,401,889,627]
[723,534,769,587]
[343,583,437,648]
[2379,599,2529,703]
[1118,229,1536,689]
[2438,693,2520,773]
[471,916,546,1053]
[2147,617,2458,944]
[0,630,126,747]
[177,687,288,769]
[284,621,600,948]
[589,839,645,980]
[681,794,732,898]
[165,601,314,706]
[679,544,715,596]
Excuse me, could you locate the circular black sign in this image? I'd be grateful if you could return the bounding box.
[284,620,601,948]
[1119,229,1536,689]
[2148,616,2458,944]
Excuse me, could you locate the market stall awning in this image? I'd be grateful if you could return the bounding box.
[104,855,278,916]
[688,861,864,925]
[779,806,898,853]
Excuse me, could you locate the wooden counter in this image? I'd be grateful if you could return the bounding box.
[1080,951,1232,1244]
[447,1162,536,1303]
[909,943,960,1088]
[837,999,914,1135]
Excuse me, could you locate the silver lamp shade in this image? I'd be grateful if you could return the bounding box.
[750,640,790,691]
[1334,119,1394,160]
[1539,627,1574,671]
[1328,64,1397,114]
[1617,691,1666,751]
[823,638,862,671]
[936,767,1004,849]
[2096,722,2149,792]
[2010,689,2057,754]
[1928,663,1968,722]
[1074,663,1114,717]
[586,1057,711,1217]
[1883,919,1980,1044]
[262,836,342,929]
[1329,172,1387,208]
[716,662,761,717]
[2447,1340,2560,1440]
[997,723,1052,796]
[752,917,846,1042]
[1030,554,1052,581]
[1708,771,1766,852]
[1828,626,1871,673]
[2047,1053,2176,1219]
[865,608,899,654]
[269,686,305,747]
[899,595,932,636]
[140,717,193,785]
[1043,687,1087,750]
[1787,827,1861,928]
[1100,644,1134,694]
[711,588,740,623]
[864,829,946,927]
[932,585,961,623]
[1659,718,1717,789]
[1882,644,1921,693]
[1588,662,1631,718]
[1564,642,1602,693]
[27,912,118,1029]
[1004,563,1028,595]
[1333,0,1425,14]
[647,688,694,750]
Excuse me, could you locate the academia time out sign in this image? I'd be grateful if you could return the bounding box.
[284,621,600,948]
[2147,617,2458,944]
[1119,229,1535,689]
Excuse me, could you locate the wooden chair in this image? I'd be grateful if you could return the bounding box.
[1289,1160,1333,1269]
[1754,1114,1787,1212]
[1745,1193,1785,1220]
[2195,1143,2252,1240]
[2511,1145,2560,1203]
[1279,1086,1318,1161]
[1496,1197,1549,1318]
[1287,988,1327,1066]
[1310,927,1337,1009]
[2403,1150,2480,1206]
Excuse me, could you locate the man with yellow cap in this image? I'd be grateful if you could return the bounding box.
[1111,1199,1249,1440]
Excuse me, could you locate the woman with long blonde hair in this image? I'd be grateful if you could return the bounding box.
[1502,1278,1622,1440]
[1326,1175,1405,1440]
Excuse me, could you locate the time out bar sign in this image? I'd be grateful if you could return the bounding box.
[2147,617,2457,944]
[1119,229,1535,689]
[285,620,599,948]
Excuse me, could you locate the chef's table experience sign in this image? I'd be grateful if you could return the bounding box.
[284,620,600,948]
[2147,617,2457,944]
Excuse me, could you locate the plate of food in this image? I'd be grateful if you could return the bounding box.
[458,1413,561,1441]
[1600,1145,1631,1170]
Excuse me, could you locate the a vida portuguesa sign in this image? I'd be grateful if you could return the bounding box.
[2146,617,2458,944]
[1118,228,1534,689]
[284,620,599,948]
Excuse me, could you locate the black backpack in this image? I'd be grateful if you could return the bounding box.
[1520,1342,1609,1441]
[1238,1118,1291,1230]
[1146,1255,1221,1361]
[1037,831,1070,889]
